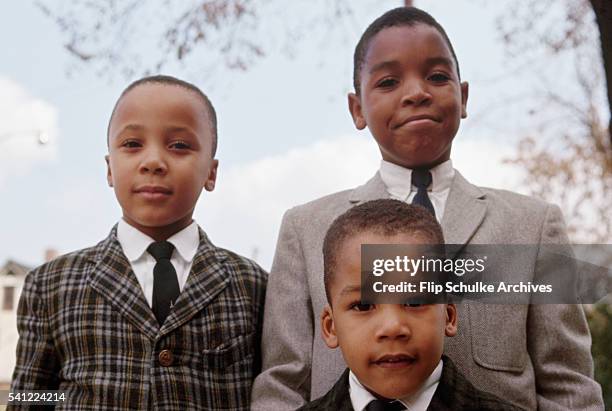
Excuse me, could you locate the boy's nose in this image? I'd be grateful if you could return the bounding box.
[375,307,411,340]
[139,148,168,175]
[401,81,432,106]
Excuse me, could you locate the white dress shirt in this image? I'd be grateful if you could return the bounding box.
[116,219,199,307]
[379,159,455,222]
[349,360,443,411]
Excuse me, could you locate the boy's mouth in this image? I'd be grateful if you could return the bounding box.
[393,114,439,129]
[134,185,172,199]
[372,353,417,368]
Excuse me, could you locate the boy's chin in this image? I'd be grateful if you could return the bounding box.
[383,149,452,169]
[123,213,194,235]
[380,139,453,169]
[387,156,445,169]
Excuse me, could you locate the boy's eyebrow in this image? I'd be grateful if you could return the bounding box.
[368,56,455,75]
[368,60,400,75]
[165,126,197,135]
[114,124,198,137]
[339,285,361,296]
[116,124,145,135]
[425,56,455,69]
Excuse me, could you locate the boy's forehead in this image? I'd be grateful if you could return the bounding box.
[348,230,432,247]
[109,83,210,134]
[364,23,455,71]
[117,83,206,112]
[331,231,432,295]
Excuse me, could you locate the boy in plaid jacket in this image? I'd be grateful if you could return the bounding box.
[9,75,267,410]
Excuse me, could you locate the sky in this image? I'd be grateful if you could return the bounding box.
[0,0,599,269]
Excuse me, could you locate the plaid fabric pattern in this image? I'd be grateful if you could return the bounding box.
[9,225,267,410]
[299,356,525,411]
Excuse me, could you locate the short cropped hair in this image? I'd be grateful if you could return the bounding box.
[323,199,444,304]
[107,75,218,156]
[353,7,461,95]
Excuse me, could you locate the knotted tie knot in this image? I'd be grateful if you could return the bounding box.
[147,241,175,261]
[411,168,432,189]
[410,168,436,218]
[365,398,405,411]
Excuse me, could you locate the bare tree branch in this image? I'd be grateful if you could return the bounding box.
[34,0,385,81]
[496,0,612,242]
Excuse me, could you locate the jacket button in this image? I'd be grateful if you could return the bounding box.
[159,349,174,366]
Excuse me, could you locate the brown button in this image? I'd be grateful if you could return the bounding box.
[159,349,174,366]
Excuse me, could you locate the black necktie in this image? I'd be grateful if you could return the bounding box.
[411,168,436,218]
[365,399,406,411]
[148,241,180,325]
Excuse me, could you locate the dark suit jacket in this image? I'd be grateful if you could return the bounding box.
[9,225,267,410]
[298,357,524,411]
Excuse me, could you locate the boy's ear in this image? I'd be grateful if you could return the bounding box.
[204,159,219,192]
[321,305,339,349]
[348,93,367,130]
[460,81,469,119]
[105,155,113,187]
[445,304,458,337]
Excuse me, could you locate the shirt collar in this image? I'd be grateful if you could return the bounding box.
[348,370,377,411]
[167,220,199,262]
[400,360,443,410]
[349,360,443,411]
[379,159,455,200]
[117,219,199,263]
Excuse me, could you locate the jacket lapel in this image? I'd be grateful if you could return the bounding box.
[428,356,462,409]
[87,226,159,340]
[348,172,390,204]
[316,369,354,411]
[441,171,487,252]
[159,228,230,337]
[350,171,487,255]
[349,170,487,258]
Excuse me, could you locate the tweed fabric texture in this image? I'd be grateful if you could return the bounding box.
[10,225,267,410]
[251,171,603,411]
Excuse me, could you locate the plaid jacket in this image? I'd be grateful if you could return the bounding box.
[298,356,525,411]
[9,226,267,410]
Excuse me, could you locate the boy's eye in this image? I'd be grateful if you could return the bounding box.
[403,301,431,308]
[429,73,450,82]
[169,141,191,150]
[121,140,141,148]
[350,302,374,312]
[376,78,398,88]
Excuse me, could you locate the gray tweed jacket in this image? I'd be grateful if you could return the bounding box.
[251,171,603,411]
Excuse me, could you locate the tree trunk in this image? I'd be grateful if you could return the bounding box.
[589,0,612,145]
